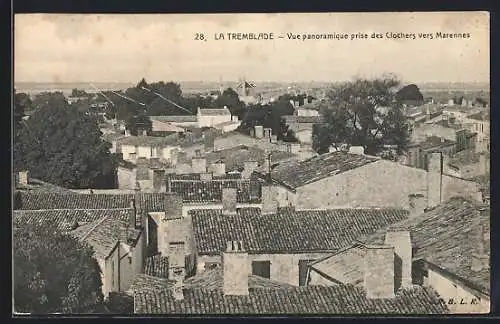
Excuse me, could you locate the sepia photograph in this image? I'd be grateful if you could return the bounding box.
[12,12,490,315]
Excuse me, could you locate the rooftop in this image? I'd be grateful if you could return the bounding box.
[144,254,170,279]
[169,179,261,204]
[448,149,481,168]
[191,207,408,255]
[134,285,448,314]
[259,152,378,189]
[204,145,296,172]
[418,136,456,151]
[117,134,183,148]
[283,115,324,124]
[13,208,133,232]
[362,197,490,294]
[468,112,490,122]
[70,212,142,259]
[102,132,127,144]
[149,115,198,123]
[199,108,231,116]
[14,177,75,194]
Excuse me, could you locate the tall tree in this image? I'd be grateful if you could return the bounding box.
[395,84,424,104]
[312,76,409,156]
[215,88,245,119]
[14,96,117,189]
[13,220,103,314]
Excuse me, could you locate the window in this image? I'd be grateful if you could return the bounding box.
[252,261,271,279]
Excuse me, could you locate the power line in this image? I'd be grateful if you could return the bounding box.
[140,86,194,115]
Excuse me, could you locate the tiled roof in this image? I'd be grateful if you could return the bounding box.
[261,152,378,189]
[199,108,231,116]
[70,212,142,259]
[13,208,133,232]
[283,116,324,124]
[15,192,133,210]
[468,112,489,122]
[191,208,408,255]
[169,179,261,203]
[14,178,75,194]
[150,115,198,123]
[127,274,174,295]
[309,243,367,286]
[360,197,490,294]
[419,136,456,150]
[184,268,295,290]
[167,173,242,181]
[134,285,448,314]
[144,254,169,279]
[204,145,296,172]
[102,132,127,143]
[117,135,183,148]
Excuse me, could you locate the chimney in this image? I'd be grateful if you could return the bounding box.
[254,125,264,139]
[222,187,237,215]
[124,129,131,137]
[471,208,490,271]
[223,241,249,296]
[364,245,395,299]
[152,169,166,192]
[261,185,278,215]
[408,193,426,217]
[211,160,226,176]
[172,275,185,301]
[141,129,148,136]
[426,152,443,209]
[270,135,278,143]
[129,200,137,228]
[192,157,207,174]
[18,170,29,186]
[384,229,412,290]
[242,161,259,179]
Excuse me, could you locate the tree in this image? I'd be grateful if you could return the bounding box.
[71,88,87,98]
[32,91,67,110]
[395,84,424,104]
[13,220,103,314]
[215,88,245,119]
[14,96,118,189]
[125,114,153,136]
[313,76,409,156]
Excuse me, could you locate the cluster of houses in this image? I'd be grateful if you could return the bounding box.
[13,92,490,315]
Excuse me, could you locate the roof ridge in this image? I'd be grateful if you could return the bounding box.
[80,214,112,241]
[15,207,134,212]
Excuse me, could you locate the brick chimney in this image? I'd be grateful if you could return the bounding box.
[261,185,278,215]
[384,229,412,289]
[18,170,29,186]
[242,161,259,179]
[192,157,207,174]
[408,193,426,218]
[254,125,264,139]
[152,169,166,192]
[471,208,490,272]
[223,241,249,296]
[426,152,443,208]
[222,187,237,215]
[364,245,395,299]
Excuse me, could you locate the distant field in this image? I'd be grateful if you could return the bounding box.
[15,81,490,97]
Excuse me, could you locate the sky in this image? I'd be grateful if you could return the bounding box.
[14,12,490,84]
